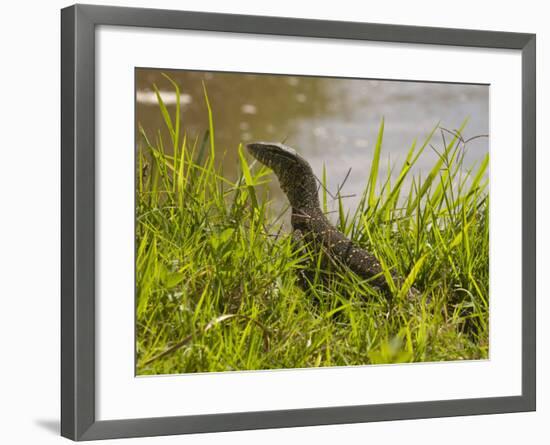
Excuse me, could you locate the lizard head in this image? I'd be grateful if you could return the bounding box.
[246,142,319,210]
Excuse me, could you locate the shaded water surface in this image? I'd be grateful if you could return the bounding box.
[136,69,488,219]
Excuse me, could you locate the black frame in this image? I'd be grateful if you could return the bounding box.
[61,3,536,441]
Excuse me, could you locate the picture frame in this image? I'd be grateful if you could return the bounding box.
[60,3,536,441]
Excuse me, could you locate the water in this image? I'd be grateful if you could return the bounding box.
[136,69,488,219]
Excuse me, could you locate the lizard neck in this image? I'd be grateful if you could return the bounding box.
[291,206,329,233]
[278,168,320,211]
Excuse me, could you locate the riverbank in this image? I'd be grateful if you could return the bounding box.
[136,78,489,375]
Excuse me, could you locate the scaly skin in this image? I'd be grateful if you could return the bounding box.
[246,141,403,293]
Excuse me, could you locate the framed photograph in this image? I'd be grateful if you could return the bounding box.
[61,4,536,441]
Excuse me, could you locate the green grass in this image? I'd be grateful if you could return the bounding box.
[136,78,489,375]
